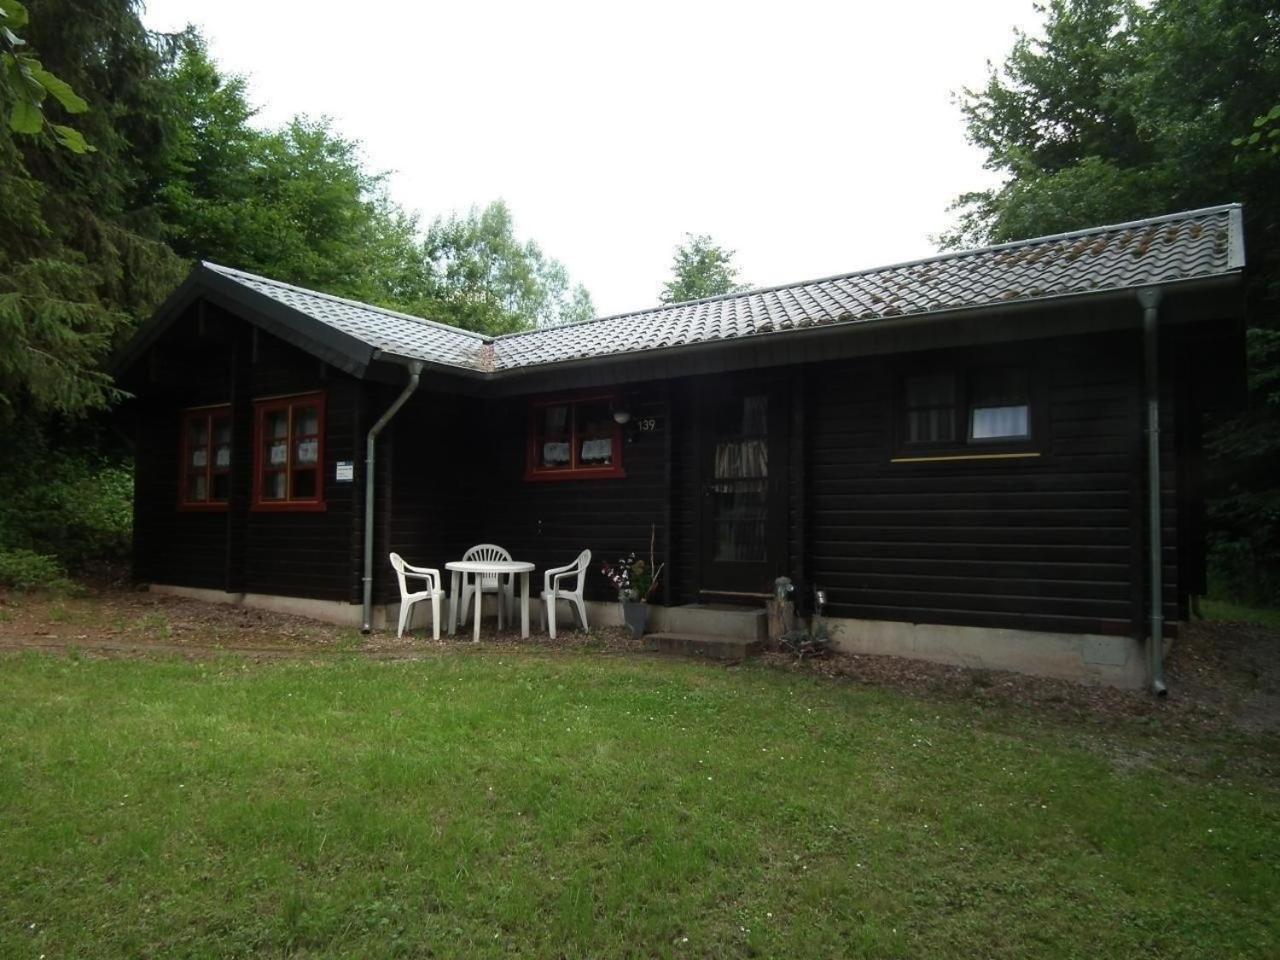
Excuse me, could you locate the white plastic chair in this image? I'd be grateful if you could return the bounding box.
[541,549,591,639]
[388,552,444,640]
[457,543,515,629]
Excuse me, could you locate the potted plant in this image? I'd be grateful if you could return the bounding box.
[601,547,664,638]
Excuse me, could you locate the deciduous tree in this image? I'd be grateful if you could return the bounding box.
[419,200,595,333]
[946,0,1280,601]
[660,234,747,304]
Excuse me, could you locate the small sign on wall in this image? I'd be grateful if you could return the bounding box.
[335,461,354,482]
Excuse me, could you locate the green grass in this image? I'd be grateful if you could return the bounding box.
[1202,596,1280,630]
[0,651,1276,958]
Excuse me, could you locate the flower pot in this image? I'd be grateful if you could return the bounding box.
[620,598,650,638]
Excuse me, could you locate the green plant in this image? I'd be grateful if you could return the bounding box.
[132,611,171,640]
[0,548,72,591]
[334,629,366,652]
[779,623,834,660]
[0,438,134,570]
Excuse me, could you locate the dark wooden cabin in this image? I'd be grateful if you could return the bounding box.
[113,205,1247,688]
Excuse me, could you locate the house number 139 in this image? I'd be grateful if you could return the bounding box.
[638,418,658,432]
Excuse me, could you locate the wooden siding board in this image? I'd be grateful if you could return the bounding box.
[131,312,362,602]
[132,299,1198,643]
[805,329,1181,634]
[381,385,672,606]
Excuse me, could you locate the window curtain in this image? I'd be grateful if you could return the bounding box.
[714,438,768,479]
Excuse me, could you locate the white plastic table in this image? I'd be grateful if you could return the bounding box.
[445,559,535,642]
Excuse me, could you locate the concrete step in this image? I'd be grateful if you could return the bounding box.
[645,632,765,661]
[655,604,767,640]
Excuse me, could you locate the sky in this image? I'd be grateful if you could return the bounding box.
[141,0,1043,318]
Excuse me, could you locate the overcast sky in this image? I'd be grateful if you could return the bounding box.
[142,0,1042,317]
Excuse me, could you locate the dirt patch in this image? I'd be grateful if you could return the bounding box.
[0,587,642,661]
[2,587,1277,740]
[758,617,1280,739]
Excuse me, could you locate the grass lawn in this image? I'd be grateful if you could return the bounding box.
[1,649,1276,959]
[1203,596,1280,631]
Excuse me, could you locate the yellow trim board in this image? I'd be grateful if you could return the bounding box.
[891,451,1042,464]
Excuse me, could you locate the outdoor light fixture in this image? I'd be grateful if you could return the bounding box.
[612,409,632,425]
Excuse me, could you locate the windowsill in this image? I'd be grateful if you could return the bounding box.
[251,501,328,512]
[891,448,1041,464]
[177,502,229,512]
[524,465,627,482]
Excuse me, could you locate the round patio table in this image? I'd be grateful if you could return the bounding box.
[445,559,535,642]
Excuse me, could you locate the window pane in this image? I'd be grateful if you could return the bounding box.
[262,471,286,500]
[266,410,289,439]
[212,473,230,502]
[971,369,1027,407]
[907,408,955,443]
[903,374,956,443]
[710,479,768,562]
[714,439,768,479]
[971,405,1029,439]
[741,395,768,435]
[292,469,317,499]
[905,374,955,408]
[537,403,571,468]
[294,405,319,437]
[186,472,207,502]
[213,416,232,469]
[295,437,319,465]
[187,417,208,450]
[969,370,1029,440]
[577,400,614,466]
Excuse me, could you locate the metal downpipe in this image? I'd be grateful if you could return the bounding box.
[1139,288,1168,697]
[361,360,423,632]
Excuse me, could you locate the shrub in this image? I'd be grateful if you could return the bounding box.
[0,446,133,569]
[0,549,75,591]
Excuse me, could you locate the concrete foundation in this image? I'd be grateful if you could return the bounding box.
[823,615,1150,689]
[148,584,386,627]
[147,583,1154,688]
[148,584,629,634]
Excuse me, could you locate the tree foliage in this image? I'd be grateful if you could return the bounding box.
[157,40,432,311]
[660,234,748,304]
[0,10,596,425]
[0,2,597,574]
[418,200,594,333]
[947,0,1280,602]
[0,0,92,152]
[0,0,187,421]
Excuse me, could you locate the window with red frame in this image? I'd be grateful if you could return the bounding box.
[180,406,232,508]
[525,395,625,480]
[253,393,325,510]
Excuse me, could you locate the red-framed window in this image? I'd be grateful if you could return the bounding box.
[179,405,232,510]
[525,394,626,481]
[252,392,326,511]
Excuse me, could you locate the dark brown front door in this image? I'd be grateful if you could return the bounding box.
[698,382,787,597]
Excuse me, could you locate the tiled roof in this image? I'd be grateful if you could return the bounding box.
[204,204,1244,376]
[203,263,492,370]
